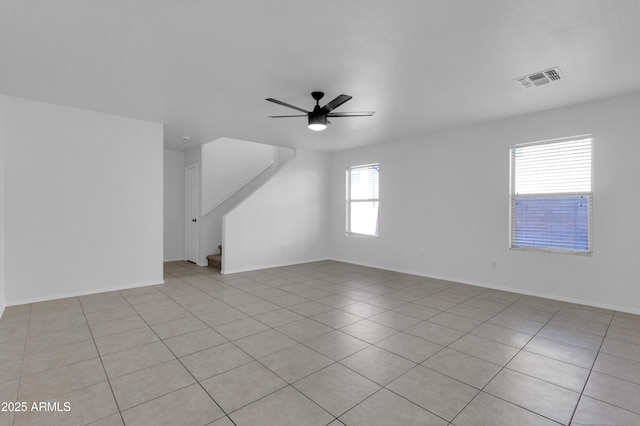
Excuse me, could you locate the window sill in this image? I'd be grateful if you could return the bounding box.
[509,246,593,256]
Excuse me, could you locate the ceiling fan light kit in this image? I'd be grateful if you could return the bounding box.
[266,91,374,131]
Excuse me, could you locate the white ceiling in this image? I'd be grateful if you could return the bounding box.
[2,1,640,152]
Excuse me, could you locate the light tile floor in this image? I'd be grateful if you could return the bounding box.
[1,260,640,425]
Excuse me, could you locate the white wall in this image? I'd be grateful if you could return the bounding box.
[4,96,164,304]
[201,145,296,266]
[164,149,185,261]
[330,92,640,314]
[0,93,5,317]
[202,137,275,215]
[223,149,330,273]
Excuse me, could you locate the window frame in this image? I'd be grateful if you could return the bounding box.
[346,163,380,237]
[509,135,593,255]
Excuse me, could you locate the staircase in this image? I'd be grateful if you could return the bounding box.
[206,245,222,270]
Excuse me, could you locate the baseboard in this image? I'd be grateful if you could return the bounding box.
[0,304,5,320]
[6,279,165,307]
[329,257,640,316]
[222,257,331,275]
[163,258,185,262]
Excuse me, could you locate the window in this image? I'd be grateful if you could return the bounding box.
[510,136,592,253]
[346,164,379,236]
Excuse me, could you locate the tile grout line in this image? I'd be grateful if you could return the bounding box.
[127,271,239,426]
[79,295,128,426]
[10,303,31,426]
[445,295,566,425]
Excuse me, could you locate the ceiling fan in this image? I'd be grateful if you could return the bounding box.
[266,92,374,131]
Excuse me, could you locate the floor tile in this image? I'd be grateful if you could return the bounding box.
[94,327,159,356]
[537,324,603,350]
[340,345,416,386]
[427,312,482,333]
[340,302,387,318]
[27,314,88,336]
[121,383,224,426]
[288,301,334,317]
[404,321,465,346]
[234,329,297,359]
[85,306,139,325]
[303,330,370,361]
[484,368,580,424]
[18,358,107,402]
[447,304,497,322]
[375,332,442,363]
[365,296,407,310]
[21,339,98,375]
[600,337,640,363]
[254,308,305,327]
[276,318,333,342]
[583,371,640,414]
[260,344,333,383]
[368,311,422,330]
[423,348,502,389]
[180,342,252,381]
[294,363,380,416]
[163,327,227,357]
[469,323,533,349]
[606,325,640,346]
[488,313,545,334]
[391,303,441,320]
[0,355,22,384]
[449,334,519,366]
[339,388,447,426]
[431,290,473,304]
[387,365,478,421]
[452,391,558,426]
[507,350,590,392]
[230,386,333,426]
[548,316,609,338]
[87,414,124,425]
[110,359,195,410]
[215,317,270,341]
[572,395,640,425]
[4,260,640,426]
[89,315,148,339]
[201,361,287,413]
[235,300,281,316]
[13,381,118,426]
[25,326,93,352]
[102,341,175,378]
[151,315,208,339]
[311,309,362,328]
[524,336,598,368]
[414,296,457,311]
[197,308,248,327]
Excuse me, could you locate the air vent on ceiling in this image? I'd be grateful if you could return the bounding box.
[515,67,564,88]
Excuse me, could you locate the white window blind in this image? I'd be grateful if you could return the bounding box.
[510,136,592,253]
[346,164,379,236]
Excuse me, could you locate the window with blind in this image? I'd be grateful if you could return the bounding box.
[346,164,379,237]
[510,136,593,253]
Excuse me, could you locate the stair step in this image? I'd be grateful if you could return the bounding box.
[207,255,221,269]
[207,245,223,270]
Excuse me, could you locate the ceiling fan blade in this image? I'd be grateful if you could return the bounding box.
[268,114,307,118]
[327,111,375,117]
[265,98,309,113]
[322,94,352,112]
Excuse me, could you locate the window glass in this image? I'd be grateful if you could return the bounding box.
[346,164,379,237]
[510,137,592,253]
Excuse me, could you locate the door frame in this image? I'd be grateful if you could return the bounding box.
[184,164,199,264]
